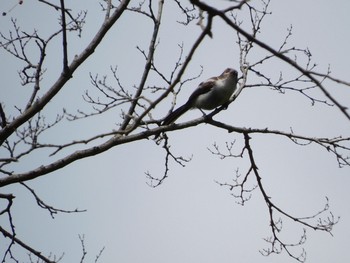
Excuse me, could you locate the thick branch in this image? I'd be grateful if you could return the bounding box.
[120,0,164,131]
[60,0,69,73]
[189,0,350,121]
[0,0,131,145]
[0,226,56,263]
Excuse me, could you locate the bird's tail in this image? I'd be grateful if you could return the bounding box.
[162,104,190,125]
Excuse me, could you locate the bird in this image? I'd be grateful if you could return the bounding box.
[162,68,238,126]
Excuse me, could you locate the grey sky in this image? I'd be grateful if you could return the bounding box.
[1,0,350,262]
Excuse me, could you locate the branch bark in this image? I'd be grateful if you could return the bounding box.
[189,0,350,121]
[0,0,131,146]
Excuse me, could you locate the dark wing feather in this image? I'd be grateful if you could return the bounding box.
[186,79,216,105]
[162,78,217,125]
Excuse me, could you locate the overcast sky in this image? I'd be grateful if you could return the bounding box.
[1,0,350,262]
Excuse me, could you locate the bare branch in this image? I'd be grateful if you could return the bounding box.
[60,0,69,73]
[120,0,165,131]
[79,235,87,263]
[0,103,6,128]
[0,226,56,263]
[189,0,350,120]
[146,134,191,187]
[242,133,338,262]
[0,0,131,145]
[21,182,87,219]
[1,1,349,262]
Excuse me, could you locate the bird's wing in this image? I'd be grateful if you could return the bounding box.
[186,78,217,104]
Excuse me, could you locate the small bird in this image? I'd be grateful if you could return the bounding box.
[162,68,238,125]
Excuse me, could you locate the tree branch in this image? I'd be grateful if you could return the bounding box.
[60,0,69,73]
[0,226,56,263]
[0,0,131,145]
[189,0,350,121]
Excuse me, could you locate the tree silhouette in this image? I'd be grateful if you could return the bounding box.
[0,0,349,262]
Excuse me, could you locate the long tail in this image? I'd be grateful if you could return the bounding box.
[162,103,190,125]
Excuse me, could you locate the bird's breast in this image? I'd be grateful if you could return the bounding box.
[194,79,236,110]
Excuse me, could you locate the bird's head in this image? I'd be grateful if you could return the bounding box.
[221,68,238,80]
